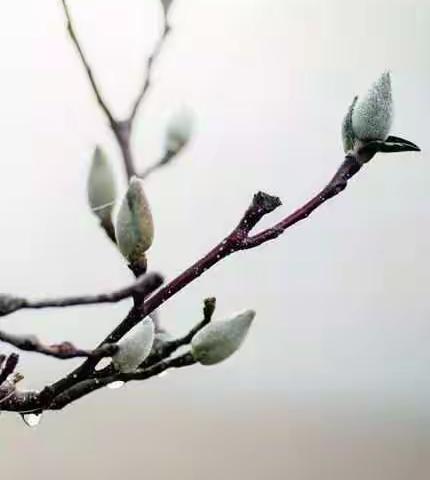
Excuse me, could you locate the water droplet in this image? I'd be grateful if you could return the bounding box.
[95,357,111,371]
[107,380,125,390]
[21,412,42,428]
[158,370,169,378]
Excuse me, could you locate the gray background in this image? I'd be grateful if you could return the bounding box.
[1,0,430,478]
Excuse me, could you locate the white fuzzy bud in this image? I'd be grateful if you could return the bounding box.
[351,71,393,142]
[112,318,155,373]
[165,108,194,155]
[115,177,154,264]
[191,310,255,365]
[87,146,116,222]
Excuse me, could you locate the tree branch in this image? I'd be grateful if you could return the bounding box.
[0,331,118,360]
[128,19,171,124]
[49,352,195,410]
[0,272,163,317]
[60,0,116,129]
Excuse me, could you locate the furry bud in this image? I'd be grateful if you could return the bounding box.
[115,177,154,264]
[87,146,116,222]
[112,318,155,373]
[351,71,393,142]
[191,310,255,365]
[165,108,194,155]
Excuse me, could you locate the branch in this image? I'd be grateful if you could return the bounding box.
[0,331,118,360]
[60,0,116,128]
[0,272,163,317]
[103,152,367,344]
[128,20,171,124]
[4,149,374,412]
[49,352,195,410]
[139,149,176,180]
[44,150,367,406]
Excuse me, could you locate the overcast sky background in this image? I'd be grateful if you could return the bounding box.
[1,0,430,478]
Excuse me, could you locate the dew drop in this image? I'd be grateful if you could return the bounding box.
[21,412,42,428]
[107,381,125,390]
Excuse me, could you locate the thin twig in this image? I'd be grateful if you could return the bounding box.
[143,297,216,366]
[139,149,176,179]
[128,20,171,124]
[0,331,118,360]
[0,272,163,318]
[60,0,116,128]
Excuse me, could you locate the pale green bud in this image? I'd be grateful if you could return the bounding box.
[115,177,154,264]
[165,108,194,155]
[87,146,116,222]
[112,318,155,373]
[351,71,393,142]
[191,310,255,366]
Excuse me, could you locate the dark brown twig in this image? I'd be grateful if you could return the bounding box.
[49,352,195,410]
[0,272,163,318]
[129,20,171,124]
[0,331,118,360]
[60,0,116,129]
[143,297,216,366]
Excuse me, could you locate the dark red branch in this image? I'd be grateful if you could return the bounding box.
[0,272,163,318]
[0,331,118,360]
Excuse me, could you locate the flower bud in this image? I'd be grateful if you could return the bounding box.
[191,310,255,365]
[165,108,194,156]
[112,318,155,373]
[87,146,116,222]
[351,71,393,142]
[115,177,154,265]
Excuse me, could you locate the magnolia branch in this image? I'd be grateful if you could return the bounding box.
[30,149,369,410]
[0,272,163,317]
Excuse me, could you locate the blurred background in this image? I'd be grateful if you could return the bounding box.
[0,0,429,478]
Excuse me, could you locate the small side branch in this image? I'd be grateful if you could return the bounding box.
[128,20,171,124]
[143,297,216,366]
[0,272,163,317]
[60,0,116,128]
[0,331,118,360]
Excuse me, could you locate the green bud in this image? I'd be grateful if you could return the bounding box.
[87,146,116,222]
[351,71,393,143]
[115,177,154,265]
[112,318,155,373]
[191,310,255,366]
[165,108,194,156]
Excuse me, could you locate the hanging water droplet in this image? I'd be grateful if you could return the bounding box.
[107,380,125,390]
[158,370,169,378]
[21,412,42,428]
